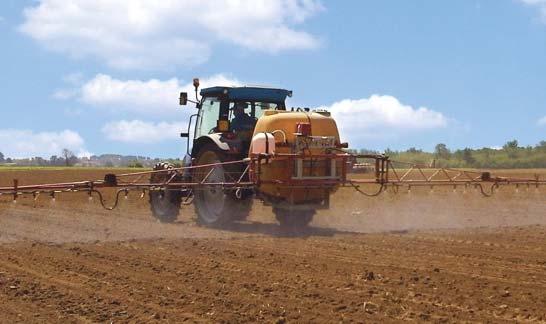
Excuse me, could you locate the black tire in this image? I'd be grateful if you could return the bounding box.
[192,144,252,227]
[273,207,315,229]
[149,163,183,223]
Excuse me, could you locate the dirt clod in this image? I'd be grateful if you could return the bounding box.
[274,317,286,324]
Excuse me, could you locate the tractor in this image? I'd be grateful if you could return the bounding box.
[2,79,543,224]
[149,78,346,228]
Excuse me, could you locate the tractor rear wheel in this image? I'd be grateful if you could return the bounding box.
[149,163,183,223]
[192,144,252,227]
[273,208,315,229]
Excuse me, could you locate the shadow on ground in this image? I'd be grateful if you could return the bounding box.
[215,221,353,238]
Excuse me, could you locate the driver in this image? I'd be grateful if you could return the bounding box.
[231,102,256,132]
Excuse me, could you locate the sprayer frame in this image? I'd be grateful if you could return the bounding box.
[1,153,543,210]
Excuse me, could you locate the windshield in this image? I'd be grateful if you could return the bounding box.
[228,101,282,120]
[195,97,221,138]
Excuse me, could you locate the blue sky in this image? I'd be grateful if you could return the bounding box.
[0,0,545,158]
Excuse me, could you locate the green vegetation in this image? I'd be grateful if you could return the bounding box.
[127,161,144,168]
[350,140,546,169]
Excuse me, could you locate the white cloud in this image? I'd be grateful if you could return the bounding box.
[0,129,87,159]
[102,120,185,144]
[20,0,323,70]
[78,74,240,115]
[538,116,546,126]
[321,95,448,146]
[53,88,79,100]
[520,0,546,21]
[521,0,546,4]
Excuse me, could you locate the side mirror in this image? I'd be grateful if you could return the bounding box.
[179,92,188,106]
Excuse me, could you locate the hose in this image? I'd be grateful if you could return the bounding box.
[349,182,385,197]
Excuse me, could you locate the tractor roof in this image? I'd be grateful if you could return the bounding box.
[200,86,292,102]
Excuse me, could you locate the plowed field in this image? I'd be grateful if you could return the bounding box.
[0,168,545,323]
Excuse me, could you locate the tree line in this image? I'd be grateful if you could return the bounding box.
[2,140,545,169]
[349,140,546,169]
[0,149,79,166]
[0,149,181,168]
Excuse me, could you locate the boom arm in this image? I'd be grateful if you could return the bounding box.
[0,154,544,210]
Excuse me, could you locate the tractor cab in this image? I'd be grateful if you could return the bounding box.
[183,85,292,159]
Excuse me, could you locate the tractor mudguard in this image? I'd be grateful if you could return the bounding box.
[191,134,243,158]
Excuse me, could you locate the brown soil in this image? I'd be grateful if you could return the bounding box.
[0,169,545,323]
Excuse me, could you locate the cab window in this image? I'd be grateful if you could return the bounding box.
[228,101,282,121]
[196,97,221,137]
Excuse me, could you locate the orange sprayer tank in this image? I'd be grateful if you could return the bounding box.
[251,110,342,205]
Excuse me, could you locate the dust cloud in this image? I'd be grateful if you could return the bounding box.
[314,185,546,233]
[0,193,239,244]
[0,184,544,244]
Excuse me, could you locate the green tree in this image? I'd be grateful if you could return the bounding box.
[462,148,476,166]
[434,143,450,159]
[406,147,423,153]
[50,155,61,166]
[62,149,77,167]
[503,140,519,150]
[503,140,519,159]
[0,152,4,163]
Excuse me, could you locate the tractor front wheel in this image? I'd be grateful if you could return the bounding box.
[149,163,183,223]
